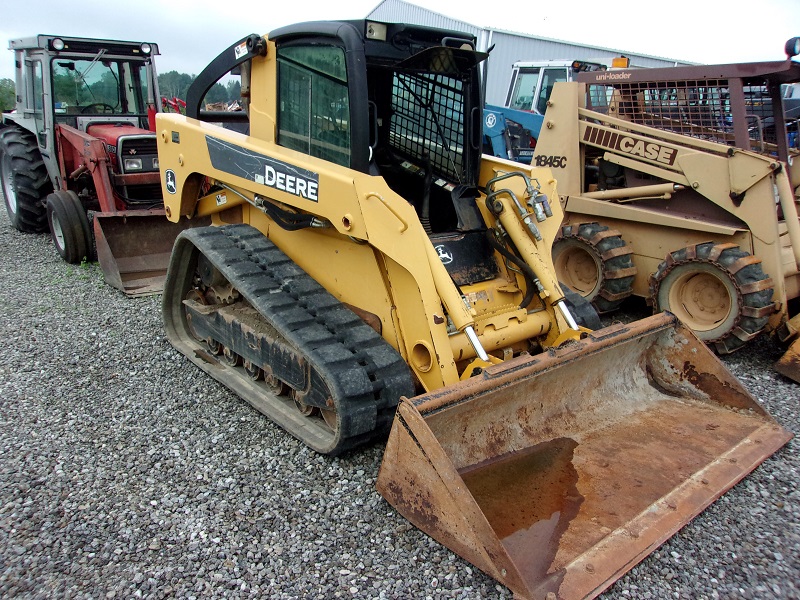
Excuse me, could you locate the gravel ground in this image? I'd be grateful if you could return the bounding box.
[0,200,798,600]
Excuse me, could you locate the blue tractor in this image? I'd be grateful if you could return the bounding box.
[483,59,612,162]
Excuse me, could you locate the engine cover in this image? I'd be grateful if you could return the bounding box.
[86,123,158,173]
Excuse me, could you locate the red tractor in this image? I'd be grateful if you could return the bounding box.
[0,35,204,295]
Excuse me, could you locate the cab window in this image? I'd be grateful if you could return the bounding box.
[507,68,540,111]
[29,60,46,146]
[277,45,351,167]
[535,67,569,114]
[51,58,148,114]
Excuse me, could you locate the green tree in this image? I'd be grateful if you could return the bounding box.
[226,79,241,103]
[91,70,121,108]
[204,82,229,104]
[0,78,15,112]
[158,70,194,101]
[53,70,80,105]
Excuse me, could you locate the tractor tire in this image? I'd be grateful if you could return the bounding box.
[553,222,636,314]
[649,242,776,354]
[0,126,51,233]
[561,284,602,331]
[46,190,93,264]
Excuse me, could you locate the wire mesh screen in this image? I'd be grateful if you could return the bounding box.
[586,80,778,153]
[389,72,465,182]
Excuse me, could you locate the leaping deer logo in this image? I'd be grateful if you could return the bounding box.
[435,245,453,265]
[165,169,177,195]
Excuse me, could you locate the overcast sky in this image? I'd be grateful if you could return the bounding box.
[1,0,797,82]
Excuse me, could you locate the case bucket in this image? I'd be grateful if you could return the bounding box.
[93,211,209,297]
[377,313,791,600]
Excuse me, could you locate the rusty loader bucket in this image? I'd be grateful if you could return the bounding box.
[377,313,792,600]
[93,210,210,297]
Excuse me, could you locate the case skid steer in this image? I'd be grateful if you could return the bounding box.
[532,39,800,382]
[0,35,206,295]
[155,22,791,599]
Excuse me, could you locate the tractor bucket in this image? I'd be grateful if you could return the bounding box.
[377,312,791,600]
[93,211,209,297]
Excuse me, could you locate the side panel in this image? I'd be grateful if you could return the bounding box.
[156,114,464,389]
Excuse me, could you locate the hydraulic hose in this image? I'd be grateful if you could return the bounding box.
[260,200,316,231]
[217,183,317,231]
[485,229,536,309]
[420,154,433,234]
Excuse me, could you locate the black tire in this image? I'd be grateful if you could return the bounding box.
[0,126,52,233]
[649,242,776,354]
[561,284,603,331]
[46,190,93,264]
[553,222,636,313]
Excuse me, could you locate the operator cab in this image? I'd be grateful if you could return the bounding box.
[188,21,497,285]
[270,21,495,284]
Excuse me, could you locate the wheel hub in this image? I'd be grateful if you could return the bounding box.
[670,272,731,330]
[556,246,599,295]
[0,154,17,215]
[51,214,66,250]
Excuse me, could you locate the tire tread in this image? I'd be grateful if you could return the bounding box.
[0,126,51,233]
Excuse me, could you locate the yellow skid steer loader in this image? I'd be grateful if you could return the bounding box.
[155,22,792,599]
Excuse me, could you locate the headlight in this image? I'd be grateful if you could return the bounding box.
[140,43,152,55]
[124,158,143,171]
[785,37,800,59]
[152,158,159,169]
[51,38,65,51]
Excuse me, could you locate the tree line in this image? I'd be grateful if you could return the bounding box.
[158,71,241,106]
[0,79,14,112]
[0,72,241,113]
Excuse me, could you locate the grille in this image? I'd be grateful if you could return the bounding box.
[389,72,465,183]
[118,136,157,156]
[118,135,159,173]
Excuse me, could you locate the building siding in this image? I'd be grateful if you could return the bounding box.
[367,0,692,104]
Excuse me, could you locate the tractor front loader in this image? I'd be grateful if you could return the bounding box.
[156,22,791,599]
[0,35,206,295]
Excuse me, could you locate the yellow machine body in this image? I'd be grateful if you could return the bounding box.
[155,22,792,599]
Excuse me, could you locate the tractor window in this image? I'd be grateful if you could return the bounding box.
[277,45,351,167]
[507,68,540,111]
[51,58,148,114]
[30,60,46,147]
[535,67,568,115]
[586,84,613,112]
[32,62,44,112]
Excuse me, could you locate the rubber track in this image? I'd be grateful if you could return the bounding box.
[171,224,415,455]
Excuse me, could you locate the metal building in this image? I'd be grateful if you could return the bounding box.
[366,0,694,105]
